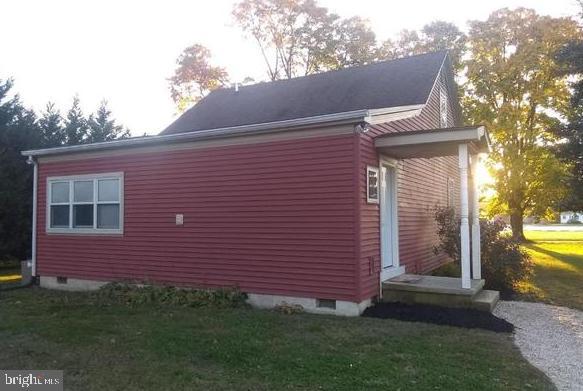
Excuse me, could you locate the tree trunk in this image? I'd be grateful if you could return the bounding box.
[510,210,526,242]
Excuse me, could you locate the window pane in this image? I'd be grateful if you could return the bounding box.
[50,205,69,228]
[74,181,93,202]
[98,179,119,202]
[97,204,119,229]
[51,182,69,203]
[73,204,94,228]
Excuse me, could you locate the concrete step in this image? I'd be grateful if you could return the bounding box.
[471,290,500,312]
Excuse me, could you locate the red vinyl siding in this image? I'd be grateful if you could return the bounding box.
[357,71,460,301]
[37,134,359,301]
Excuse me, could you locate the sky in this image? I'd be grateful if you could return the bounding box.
[1,0,580,136]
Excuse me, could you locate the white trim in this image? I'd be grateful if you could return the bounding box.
[22,105,423,159]
[366,166,380,204]
[470,154,482,279]
[375,126,487,149]
[458,144,471,289]
[381,266,405,281]
[379,156,402,282]
[46,172,124,235]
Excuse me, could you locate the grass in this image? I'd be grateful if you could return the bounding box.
[0,288,553,391]
[517,230,583,310]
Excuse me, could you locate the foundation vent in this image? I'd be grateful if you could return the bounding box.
[316,299,336,310]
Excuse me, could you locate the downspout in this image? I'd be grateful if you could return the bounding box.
[26,155,38,279]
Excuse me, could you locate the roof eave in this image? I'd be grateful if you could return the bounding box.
[22,105,424,158]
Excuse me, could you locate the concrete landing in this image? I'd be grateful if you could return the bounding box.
[382,274,498,312]
[472,290,500,312]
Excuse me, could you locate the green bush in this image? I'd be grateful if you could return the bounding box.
[433,206,533,294]
[94,282,248,308]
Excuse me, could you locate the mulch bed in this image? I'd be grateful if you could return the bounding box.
[362,302,514,333]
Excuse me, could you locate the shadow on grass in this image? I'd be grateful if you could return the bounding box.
[518,237,583,310]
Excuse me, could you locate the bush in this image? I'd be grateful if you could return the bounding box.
[94,282,248,308]
[433,206,532,294]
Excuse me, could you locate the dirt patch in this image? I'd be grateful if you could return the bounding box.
[362,302,514,333]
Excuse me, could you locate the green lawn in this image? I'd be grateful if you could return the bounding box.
[0,288,553,391]
[518,230,583,310]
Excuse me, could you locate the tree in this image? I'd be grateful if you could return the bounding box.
[169,44,230,112]
[331,16,377,68]
[87,100,130,143]
[64,95,88,145]
[463,8,581,240]
[38,102,65,147]
[377,21,466,72]
[555,41,583,212]
[419,21,466,71]
[233,0,336,80]
[0,79,42,261]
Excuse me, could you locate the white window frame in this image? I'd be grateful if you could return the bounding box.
[46,172,124,235]
[366,166,380,204]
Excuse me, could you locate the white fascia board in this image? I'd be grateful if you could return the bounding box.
[375,126,485,148]
[365,104,424,125]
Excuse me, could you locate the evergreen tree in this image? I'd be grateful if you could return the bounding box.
[38,102,65,147]
[64,96,88,145]
[87,100,130,143]
[557,41,583,212]
[0,79,43,260]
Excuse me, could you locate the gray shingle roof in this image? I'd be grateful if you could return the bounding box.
[162,51,447,135]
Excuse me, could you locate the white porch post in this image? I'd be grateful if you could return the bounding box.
[458,144,471,289]
[471,154,482,280]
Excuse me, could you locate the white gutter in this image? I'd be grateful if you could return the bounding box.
[26,156,38,277]
[21,105,423,158]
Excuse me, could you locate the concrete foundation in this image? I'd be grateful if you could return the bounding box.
[38,276,372,316]
[246,293,372,316]
[40,276,108,291]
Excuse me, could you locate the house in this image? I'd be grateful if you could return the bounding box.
[22,51,491,315]
[560,211,582,224]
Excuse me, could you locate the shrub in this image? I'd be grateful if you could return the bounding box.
[433,206,533,294]
[94,282,248,308]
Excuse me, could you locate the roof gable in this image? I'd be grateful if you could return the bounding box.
[162,51,448,135]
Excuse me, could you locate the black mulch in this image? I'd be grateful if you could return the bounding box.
[362,302,514,333]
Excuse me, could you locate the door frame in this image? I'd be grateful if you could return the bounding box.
[379,156,404,281]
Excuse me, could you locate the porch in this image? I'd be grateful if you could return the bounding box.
[382,274,499,312]
[374,125,498,311]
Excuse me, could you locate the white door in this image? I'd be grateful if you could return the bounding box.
[380,162,402,281]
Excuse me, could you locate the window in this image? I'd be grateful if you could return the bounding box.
[47,173,123,234]
[439,85,448,128]
[367,166,380,204]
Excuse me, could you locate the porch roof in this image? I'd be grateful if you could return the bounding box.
[374,126,490,159]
